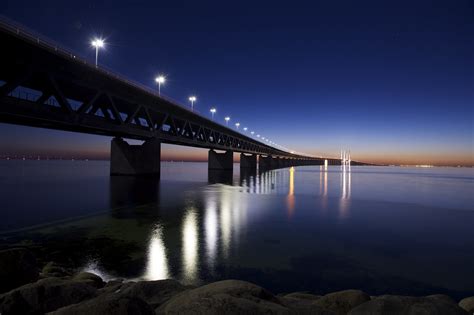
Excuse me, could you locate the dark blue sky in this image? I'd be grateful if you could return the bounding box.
[1,0,473,165]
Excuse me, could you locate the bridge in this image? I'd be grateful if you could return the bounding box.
[0,19,343,177]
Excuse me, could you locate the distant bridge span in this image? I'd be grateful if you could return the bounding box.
[0,19,343,177]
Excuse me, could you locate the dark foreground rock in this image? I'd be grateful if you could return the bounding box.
[348,295,469,315]
[0,266,472,315]
[117,279,189,309]
[157,279,292,314]
[312,289,370,315]
[41,261,72,278]
[0,248,38,293]
[459,296,474,313]
[73,271,106,288]
[0,277,97,315]
[50,295,154,315]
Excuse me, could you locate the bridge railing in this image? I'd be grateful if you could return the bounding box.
[0,15,319,159]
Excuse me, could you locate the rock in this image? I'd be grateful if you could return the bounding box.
[73,272,105,288]
[283,292,322,300]
[49,294,154,315]
[156,279,291,314]
[426,294,457,305]
[0,248,38,293]
[312,289,370,315]
[117,279,188,308]
[98,281,135,296]
[41,261,71,278]
[349,295,469,315]
[459,296,474,313]
[0,277,97,314]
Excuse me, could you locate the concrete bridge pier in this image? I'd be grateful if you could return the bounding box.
[209,150,233,170]
[240,153,257,169]
[274,157,282,168]
[259,155,272,169]
[110,137,161,177]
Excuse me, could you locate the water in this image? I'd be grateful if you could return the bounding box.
[0,160,473,298]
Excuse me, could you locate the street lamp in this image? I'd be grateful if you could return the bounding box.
[243,127,248,131]
[251,131,254,135]
[188,96,196,111]
[224,116,230,125]
[155,75,166,96]
[235,122,240,129]
[91,38,105,67]
[210,107,216,120]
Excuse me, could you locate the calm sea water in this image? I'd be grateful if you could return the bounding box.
[0,161,473,298]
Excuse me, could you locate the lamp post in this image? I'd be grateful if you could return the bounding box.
[155,76,165,96]
[91,38,105,67]
[210,108,216,120]
[225,116,230,126]
[188,96,196,111]
[235,122,240,129]
[243,127,248,131]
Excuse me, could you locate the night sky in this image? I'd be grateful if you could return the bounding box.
[1,1,473,166]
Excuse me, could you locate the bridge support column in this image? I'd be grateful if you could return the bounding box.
[209,150,233,170]
[240,153,257,169]
[273,157,281,169]
[110,137,161,177]
[259,155,271,169]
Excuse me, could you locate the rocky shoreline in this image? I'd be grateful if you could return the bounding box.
[1,248,473,314]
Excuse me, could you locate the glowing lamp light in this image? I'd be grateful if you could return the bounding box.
[188,96,196,111]
[155,75,166,96]
[224,116,230,125]
[235,122,240,129]
[91,38,104,48]
[90,38,105,67]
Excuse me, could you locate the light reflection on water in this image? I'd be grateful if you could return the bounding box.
[145,224,169,281]
[182,208,198,282]
[1,161,473,297]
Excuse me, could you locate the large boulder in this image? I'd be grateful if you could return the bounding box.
[348,295,469,315]
[459,296,474,313]
[312,289,370,315]
[0,277,97,314]
[279,293,334,315]
[49,294,154,315]
[73,272,105,288]
[282,292,322,301]
[41,261,71,278]
[156,279,291,314]
[117,279,188,308]
[0,248,38,293]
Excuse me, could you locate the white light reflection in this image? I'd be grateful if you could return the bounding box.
[145,224,170,280]
[287,167,295,217]
[220,190,232,257]
[205,195,218,269]
[182,208,198,282]
[339,164,352,219]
